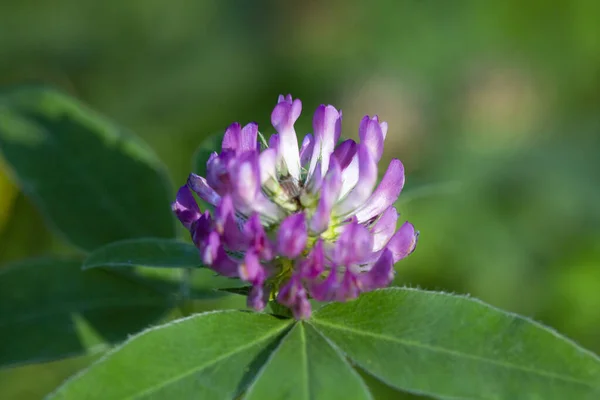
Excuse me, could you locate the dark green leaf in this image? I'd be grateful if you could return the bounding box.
[0,86,175,252]
[217,286,251,296]
[83,238,201,270]
[0,258,174,368]
[0,193,57,263]
[49,311,293,399]
[119,266,248,295]
[311,288,600,400]
[243,322,372,400]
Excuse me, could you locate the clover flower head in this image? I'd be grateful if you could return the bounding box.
[173,95,418,319]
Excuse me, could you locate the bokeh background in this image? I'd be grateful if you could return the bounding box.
[1,1,600,398]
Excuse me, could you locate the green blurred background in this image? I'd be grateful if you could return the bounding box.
[1,1,599,398]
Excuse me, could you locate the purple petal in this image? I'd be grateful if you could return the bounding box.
[191,210,213,248]
[335,270,360,302]
[334,222,374,266]
[222,122,241,152]
[334,144,377,217]
[187,173,221,206]
[172,185,200,229]
[339,151,359,198]
[239,122,259,153]
[308,269,338,302]
[277,276,312,319]
[269,133,279,149]
[292,294,312,320]
[300,238,325,278]
[370,206,398,252]
[199,231,219,265]
[244,213,273,260]
[308,104,342,178]
[380,121,388,139]
[239,251,266,285]
[299,133,315,167]
[215,195,246,251]
[277,275,302,307]
[259,148,277,184]
[305,160,323,194]
[248,285,267,311]
[271,96,302,179]
[355,159,405,223]
[333,139,357,170]
[205,151,236,196]
[277,213,307,258]
[359,115,385,162]
[198,232,239,277]
[310,158,342,233]
[232,153,260,202]
[359,249,394,291]
[387,222,419,262]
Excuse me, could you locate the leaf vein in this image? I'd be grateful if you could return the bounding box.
[127,321,292,400]
[311,319,597,389]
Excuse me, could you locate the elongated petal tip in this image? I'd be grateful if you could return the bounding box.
[278,213,308,258]
[222,122,241,152]
[359,115,385,162]
[188,173,222,206]
[387,222,418,262]
[271,96,302,131]
[313,104,342,144]
[239,122,259,153]
[359,248,395,291]
[172,185,200,229]
[332,139,357,170]
[355,159,405,223]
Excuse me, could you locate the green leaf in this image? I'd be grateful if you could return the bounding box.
[357,368,429,400]
[217,286,251,296]
[0,193,57,264]
[0,86,175,252]
[0,353,102,400]
[0,258,187,368]
[243,322,372,400]
[0,258,174,368]
[49,311,293,400]
[311,288,600,400]
[0,258,242,369]
[83,238,201,270]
